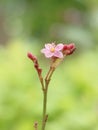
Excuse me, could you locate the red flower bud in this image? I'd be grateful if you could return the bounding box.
[62,43,76,55]
[63,44,68,50]
[27,52,37,62]
[27,52,42,76]
[67,43,75,49]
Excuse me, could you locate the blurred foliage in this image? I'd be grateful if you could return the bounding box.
[0,0,98,130]
[0,0,98,46]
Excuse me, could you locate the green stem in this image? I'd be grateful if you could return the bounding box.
[42,87,48,130]
[41,67,55,130]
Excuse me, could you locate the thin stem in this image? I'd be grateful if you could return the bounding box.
[42,87,48,130]
[39,77,45,90]
[45,67,52,80]
[41,67,55,130]
[47,67,55,80]
[45,67,55,81]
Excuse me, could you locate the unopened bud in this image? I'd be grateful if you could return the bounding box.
[27,52,37,62]
[27,52,42,76]
[63,43,76,55]
[67,43,75,49]
[63,44,68,50]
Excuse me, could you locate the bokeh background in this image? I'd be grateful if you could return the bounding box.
[0,0,98,130]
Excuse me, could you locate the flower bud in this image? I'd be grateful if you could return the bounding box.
[67,43,75,49]
[27,52,42,76]
[63,43,76,55]
[27,52,37,62]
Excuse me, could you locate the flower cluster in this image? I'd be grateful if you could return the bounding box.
[28,42,76,70]
[27,42,76,74]
[41,42,76,58]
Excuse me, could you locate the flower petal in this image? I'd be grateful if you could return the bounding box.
[41,48,47,53]
[55,44,64,51]
[54,51,63,58]
[41,49,54,58]
[45,44,53,50]
[44,51,54,58]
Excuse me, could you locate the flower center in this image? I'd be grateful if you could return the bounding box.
[50,47,55,52]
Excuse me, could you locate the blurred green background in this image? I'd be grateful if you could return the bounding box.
[0,0,98,130]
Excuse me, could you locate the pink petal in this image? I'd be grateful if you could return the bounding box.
[45,44,53,50]
[44,51,54,58]
[54,51,63,58]
[41,48,47,53]
[55,44,64,51]
[41,49,54,58]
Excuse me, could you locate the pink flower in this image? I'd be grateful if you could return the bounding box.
[41,43,64,58]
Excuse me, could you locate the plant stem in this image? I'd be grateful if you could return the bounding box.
[41,67,55,130]
[42,87,48,130]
